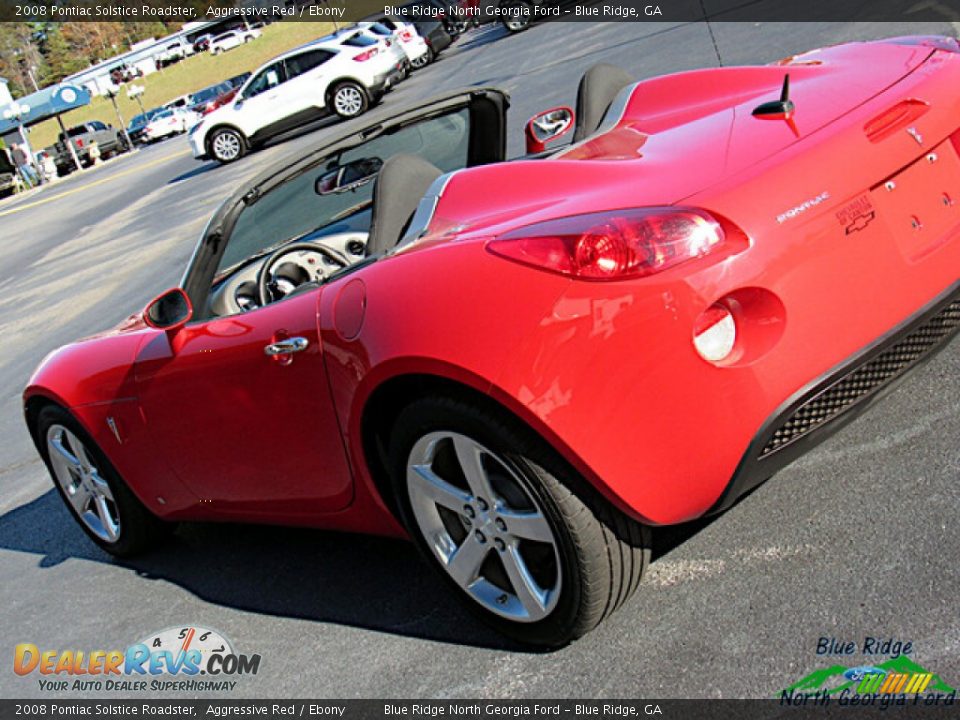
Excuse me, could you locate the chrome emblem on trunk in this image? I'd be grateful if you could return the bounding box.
[907,127,923,145]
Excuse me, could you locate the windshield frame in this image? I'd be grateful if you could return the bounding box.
[179,87,509,322]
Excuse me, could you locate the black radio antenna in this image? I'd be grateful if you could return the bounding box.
[753,74,796,118]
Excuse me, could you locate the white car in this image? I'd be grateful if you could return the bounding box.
[362,19,431,70]
[209,28,262,55]
[143,108,200,141]
[355,22,414,77]
[189,33,405,164]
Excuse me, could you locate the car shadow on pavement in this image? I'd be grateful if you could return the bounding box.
[1,489,728,650]
[0,490,527,651]
[167,163,221,185]
[452,24,511,53]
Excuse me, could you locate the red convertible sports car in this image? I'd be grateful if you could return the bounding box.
[24,36,960,646]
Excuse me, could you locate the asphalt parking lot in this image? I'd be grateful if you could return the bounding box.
[1,20,959,699]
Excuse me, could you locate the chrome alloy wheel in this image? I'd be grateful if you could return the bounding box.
[410,52,430,70]
[46,424,121,543]
[212,132,241,161]
[334,86,364,117]
[407,432,561,622]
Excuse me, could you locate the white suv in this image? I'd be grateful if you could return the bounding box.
[189,32,404,164]
[360,20,430,70]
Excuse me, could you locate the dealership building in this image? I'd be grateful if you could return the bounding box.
[62,19,251,97]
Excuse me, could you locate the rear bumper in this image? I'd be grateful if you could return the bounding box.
[403,41,429,62]
[370,65,406,96]
[492,186,960,526]
[709,279,960,515]
[385,64,406,88]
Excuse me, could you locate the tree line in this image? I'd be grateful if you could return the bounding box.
[0,21,183,98]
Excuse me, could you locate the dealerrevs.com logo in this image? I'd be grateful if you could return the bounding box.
[14,626,261,693]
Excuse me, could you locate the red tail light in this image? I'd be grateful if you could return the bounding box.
[486,208,725,280]
[353,48,379,61]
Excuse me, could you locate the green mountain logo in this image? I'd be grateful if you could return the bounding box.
[780,656,956,697]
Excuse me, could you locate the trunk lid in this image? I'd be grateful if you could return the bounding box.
[560,41,934,188]
[427,42,936,238]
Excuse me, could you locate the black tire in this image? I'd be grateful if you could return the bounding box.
[329,81,370,119]
[388,396,651,647]
[36,405,171,558]
[410,47,433,70]
[207,126,247,164]
[501,1,532,32]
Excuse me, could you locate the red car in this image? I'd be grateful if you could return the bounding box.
[24,36,960,646]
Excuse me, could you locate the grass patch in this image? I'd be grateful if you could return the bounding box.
[25,22,336,150]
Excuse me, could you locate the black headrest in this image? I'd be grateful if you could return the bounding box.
[573,64,634,143]
[367,154,443,256]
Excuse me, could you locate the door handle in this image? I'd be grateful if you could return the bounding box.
[264,337,309,356]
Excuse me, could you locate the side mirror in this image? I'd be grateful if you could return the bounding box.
[144,288,192,332]
[525,106,574,154]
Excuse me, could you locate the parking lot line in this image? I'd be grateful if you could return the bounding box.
[0,149,192,219]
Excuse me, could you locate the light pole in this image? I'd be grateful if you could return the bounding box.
[3,101,31,148]
[127,84,146,115]
[104,86,133,151]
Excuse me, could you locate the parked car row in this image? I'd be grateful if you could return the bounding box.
[54,19,464,177]
[189,20,460,164]
[125,74,251,147]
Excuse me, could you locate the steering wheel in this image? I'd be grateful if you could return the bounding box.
[256,242,350,306]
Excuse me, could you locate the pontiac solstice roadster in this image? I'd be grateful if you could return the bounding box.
[25,36,960,645]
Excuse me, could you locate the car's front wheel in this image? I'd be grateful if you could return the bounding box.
[208,127,247,164]
[37,405,170,557]
[330,81,369,119]
[389,397,650,647]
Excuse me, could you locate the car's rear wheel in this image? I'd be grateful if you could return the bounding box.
[389,397,650,647]
[501,1,532,31]
[330,81,369,119]
[37,405,170,558]
[208,127,247,164]
[410,47,433,70]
